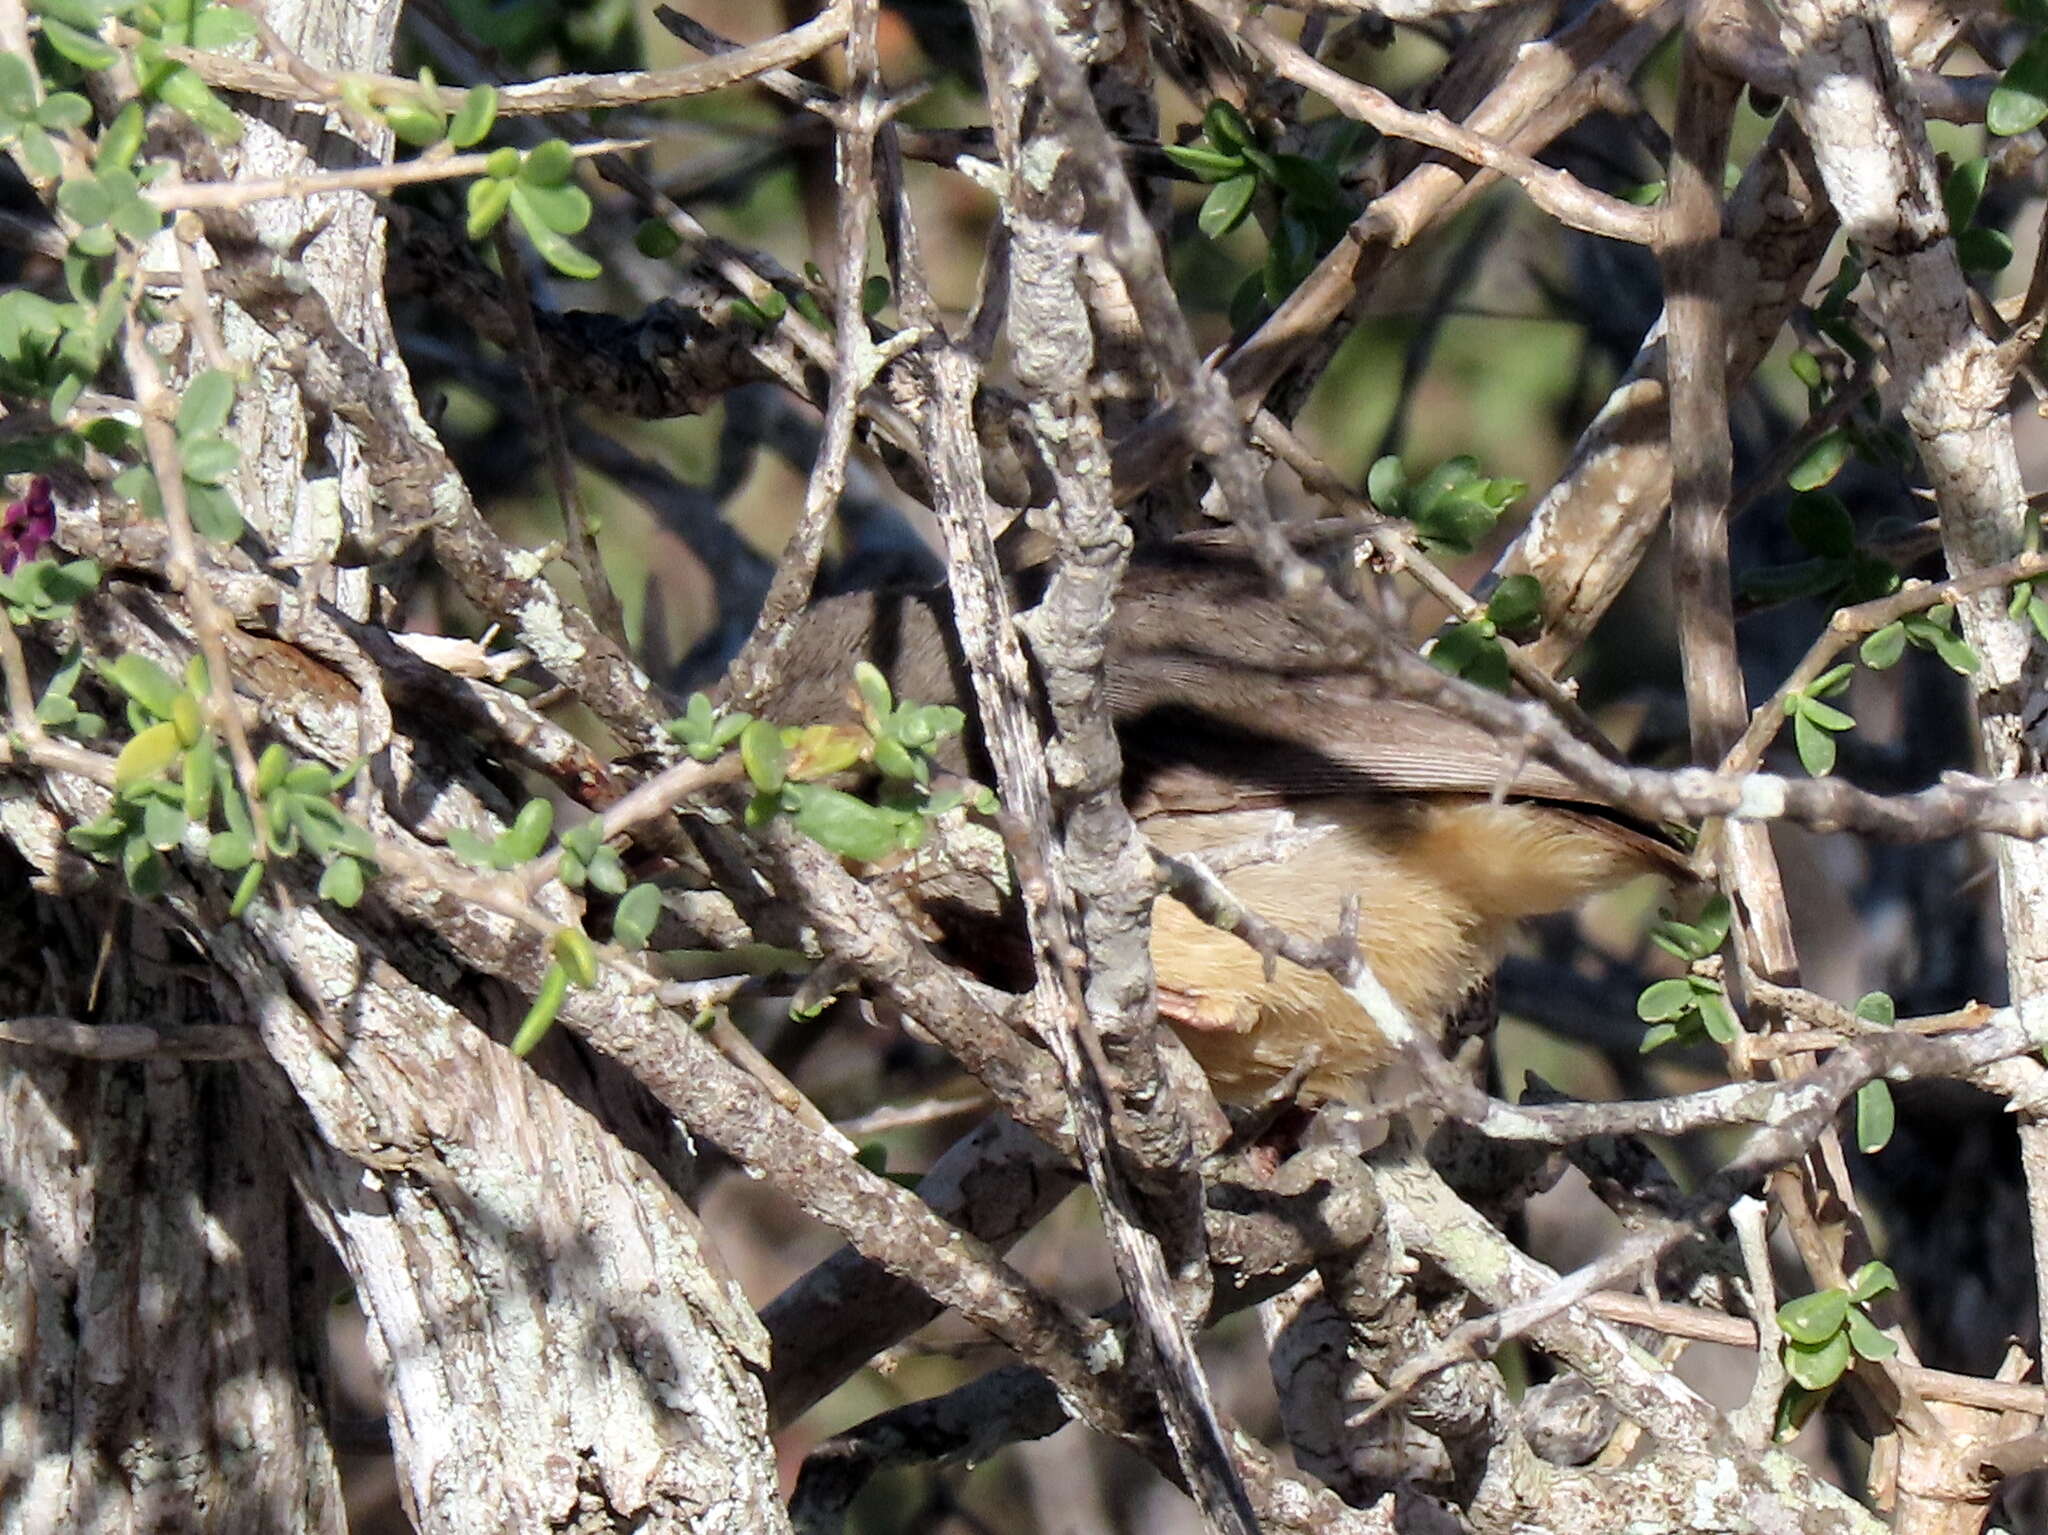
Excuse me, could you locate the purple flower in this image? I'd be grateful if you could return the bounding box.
[1,477,55,574]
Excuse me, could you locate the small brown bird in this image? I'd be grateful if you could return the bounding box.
[746,553,1684,1103]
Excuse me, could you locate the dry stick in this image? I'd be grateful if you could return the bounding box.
[1201,0,1660,245]
[490,222,627,646]
[889,9,1252,1527]
[721,20,908,712]
[0,1014,262,1059]
[163,2,851,116]
[1689,3,1992,124]
[1657,20,1869,1335]
[1727,1194,1789,1446]
[145,137,640,211]
[121,333,271,855]
[1779,0,2048,1392]
[1999,201,2048,367]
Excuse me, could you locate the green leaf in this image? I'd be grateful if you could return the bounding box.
[35,91,90,131]
[519,137,576,186]
[1796,694,1854,732]
[1957,226,2015,274]
[1793,709,1837,777]
[871,735,920,782]
[1848,1260,1898,1303]
[485,144,521,179]
[553,925,598,987]
[1844,1307,1898,1361]
[465,175,512,239]
[1163,142,1245,181]
[1778,1288,1850,1346]
[614,882,661,950]
[498,796,554,863]
[445,826,495,867]
[634,217,682,258]
[109,653,182,718]
[142,796,187,851]
[1787,492,1854,559]
[319,853,366,907]
[0,53,33,117]
[1855,1078,1895,1153]
[151,63,243,143]
[181,734,216,817]
[1944,156,1989,230]
[1787,430,1851,493]
[1269,152,1343,211]
[207,827,254,869]
[1784,1330,1852,1391]
[41,16,119,69]
[179,433,239,485]
[115,719,184,790]
[854,659,893,719]
[785,782,908,863]
[560,820,602,863]
[1636,1020,1681,1053]
[740,718,788,794]
[1854,991,1896,1027]
[1201,99,1255,153]
[447,83,497,148]
[1197,173,1258,239]
[1429,620,1508,691]
[1929,629,1979,675]
[861,275,891,316]
[229,859,263,917]
[189,5,259,47]
[176,368,237,438]
[96,100,145,173]
[255,742,291,795]
[383,101,446,146]
[1410,488,1500,555]
[1990,34,2048,136]
[183,482,243,542]
[586,844,628,896]
[507,186,601,279]
[511,960,570,1055]
[123,835,167,897]
[1696,988,1740,1044]
[1859,621,1907,670]
[1637,976,1697,1022]
[511,177,590,235]
[1485,573,1544,638]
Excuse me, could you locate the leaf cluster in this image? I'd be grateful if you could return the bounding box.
[1636,896,1738,1051]
[1171,99,1360,326]
[114,366,244,540]
[1368,453,1526,557]
[1428,573,1543,692]
[1774,1262,1900,1437]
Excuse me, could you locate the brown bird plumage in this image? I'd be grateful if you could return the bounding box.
[737,554,1683,1101]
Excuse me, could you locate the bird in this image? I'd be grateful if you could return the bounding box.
[736,550,1686,1104]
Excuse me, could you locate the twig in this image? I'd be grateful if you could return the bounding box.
[146,137,643,212]
[158,4,851,117]
[1202,0,1660,246]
